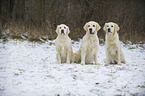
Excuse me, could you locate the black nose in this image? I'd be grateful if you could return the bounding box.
[89,28,92,32]
[61,29,65,35]
[108,28,111,32]
[61,29,64,33]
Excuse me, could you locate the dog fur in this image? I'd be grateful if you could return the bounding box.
[74,21,101,65]
[55,24,74,64]
[103,22,126,66]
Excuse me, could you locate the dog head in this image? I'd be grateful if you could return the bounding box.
[103,22,119,34]
[56,24,70,36]
[83,21,101,35]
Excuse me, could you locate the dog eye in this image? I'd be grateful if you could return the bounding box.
[107,25,109,27]
[59,27,61,29]
[111,25,113,27]
[93,25,95,27]
[64,27,66,29]
[88,25,90,27]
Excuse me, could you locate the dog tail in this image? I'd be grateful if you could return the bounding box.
[74,49,81,63]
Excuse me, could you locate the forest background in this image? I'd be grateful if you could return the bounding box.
[0,0,145,43]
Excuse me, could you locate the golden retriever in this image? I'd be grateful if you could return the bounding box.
[55,24,74,64]
[103,22,126,66]
[75,21,101,65]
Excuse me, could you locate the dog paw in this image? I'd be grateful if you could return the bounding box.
[123,61,126,64]
[81,62,85,65]
[66,62,70,64]
[117,61,121,65]
[95,63,100,65]
[57,61,61,64]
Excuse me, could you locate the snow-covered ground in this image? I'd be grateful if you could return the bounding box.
[0,39,145,96]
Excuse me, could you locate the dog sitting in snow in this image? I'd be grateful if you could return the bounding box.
[55,24,74,64]
[103,22,126,66]
[74,21,101,65]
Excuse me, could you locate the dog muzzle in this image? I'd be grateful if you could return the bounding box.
[107,28,111,33]
[89,28,94,34]
[61,30,65,35]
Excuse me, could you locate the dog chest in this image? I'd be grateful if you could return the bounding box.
[107,43,118,56]
[60,44,68,54]
[85,39,98,53]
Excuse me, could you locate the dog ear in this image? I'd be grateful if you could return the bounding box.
[96,23,101,31]
[83,23,88,32]
[103,23,107,32]
[114,23,120,32]
[67,26,70,34]
[55,25,59,34]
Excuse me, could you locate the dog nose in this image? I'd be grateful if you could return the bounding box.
[89,28,92,32]
[61,29,65,35]
[61,29,64,33]
[108,28,111,32]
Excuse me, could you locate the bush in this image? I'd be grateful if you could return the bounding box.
[0,0,145,43]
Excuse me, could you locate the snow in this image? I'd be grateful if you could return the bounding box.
[0,39,145,96]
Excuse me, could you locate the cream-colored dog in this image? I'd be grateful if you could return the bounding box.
[103,22,126,66]
[75,21,101,65]
[55,24,74,64]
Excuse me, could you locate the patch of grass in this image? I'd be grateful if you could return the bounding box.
[130,93,139,96]
[73,75,77,80]
[115,95,125,96]
[49,42,55,46]
[95,82,100,85]
[116,89,121,91]
[46,75,54,78]
[128,47,136,49]
[14,73,19,76]
[18,68,25,72]
[137,85,145,88]
[57,94,60,96]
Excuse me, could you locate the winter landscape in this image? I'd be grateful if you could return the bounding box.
[0,1,145,96]
[0,38,145,96]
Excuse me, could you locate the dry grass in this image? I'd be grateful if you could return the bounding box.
[0,0,144,43]
[2,20,144,44]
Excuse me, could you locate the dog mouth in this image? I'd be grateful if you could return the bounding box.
[90,31,94,34]
[89,28,94,34]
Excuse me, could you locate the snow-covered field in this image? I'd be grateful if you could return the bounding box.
[0,39,145,96]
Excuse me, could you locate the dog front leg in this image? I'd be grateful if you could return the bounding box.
[94,52,98,65]
[66,50,70,64]
[105,51,109,66]
[117,48,121,65]
[57,53,61,64]
[81,49,86,65]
